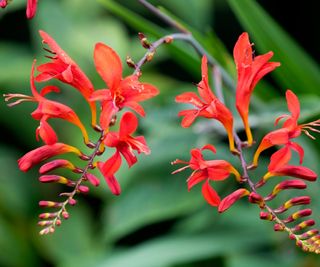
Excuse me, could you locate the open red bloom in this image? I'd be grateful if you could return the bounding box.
[172,144,241,207]
[176,56,236,153]
[90,43,159,129]
[234,32,280,146]
[36,31,97,126]
[97,112,150,195]
[4,61,90,145]
[261,145,317,184]
[18,143,81,172]
[252,90,320,166]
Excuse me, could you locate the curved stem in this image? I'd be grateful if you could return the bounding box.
[40,130,105,234]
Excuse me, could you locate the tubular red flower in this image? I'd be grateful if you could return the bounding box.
[90,43,159,129]
[18,143,81,172]
[26,0,37,19]
[36,30,97,126]
[39,159,76,174]
[5,61,90,145]
[176,56,236,153]
[234,32,280,146]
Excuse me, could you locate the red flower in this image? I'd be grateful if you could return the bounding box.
[261,145,317,185]
[175,56,236,153]
[234,32,280,146]
[35,31,97,126]
[26,0,37,19]
[172,144,241,207]
[252,90,320,166]
[97,112,150,195]
[90,43,159,129]
[4,61,90,145]
[18,143,81,172]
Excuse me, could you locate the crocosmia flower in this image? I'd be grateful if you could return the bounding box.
[172,144,241,207]
[4,61,90,145]
[252,90,320,166]
[97,112,151,195]
[18,143,81,172]
[36,31,97,126]
[90,43,159,129]
[234,32,280,146]
[175,56,236,153]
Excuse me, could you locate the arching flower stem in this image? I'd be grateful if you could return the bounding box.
[40,129,106,234]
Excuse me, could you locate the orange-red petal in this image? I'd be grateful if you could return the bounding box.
[202,180,220,206]
[94,43,122,90]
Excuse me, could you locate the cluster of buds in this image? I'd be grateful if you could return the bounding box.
[172,32,320,253]
[4,30,158,234]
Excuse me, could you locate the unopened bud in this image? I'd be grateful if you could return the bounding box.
[0,0,8,8]
[138,32,151,49]
[39,212,58,219]
[291,219,315,232]
[39,201,62,208]
[260,211,275,221]
[164,36,174,44]
[85,173,100,187]
[62,211,69,219]
[248,192,265,208]
[78,185,89,194]
[146,51,155,62]
[68,198,77,206]
[274,223,285,231]
[38,220,53,227]
[126,56,136,68]
[39,159,75,174]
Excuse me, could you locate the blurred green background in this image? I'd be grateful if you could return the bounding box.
[1,0,320,266]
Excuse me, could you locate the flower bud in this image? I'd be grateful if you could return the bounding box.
[39,200,62,208]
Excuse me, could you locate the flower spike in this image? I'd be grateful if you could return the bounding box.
[234,32,280,146]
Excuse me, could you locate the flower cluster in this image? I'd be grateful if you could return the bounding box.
[173,32,320,253]
[0,0,38,19]
[4,30,158,234]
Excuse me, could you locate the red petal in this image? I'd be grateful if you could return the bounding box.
[175,92,203,107]
[40,85,60,96]
[26,0,37,19]
[119,112,138,138]
[201,180,220,206]
[100,100,118,129]
[207,168,230,181]
[218,188,250,213]
[286,90,300,121]
[119,146,137,167]
[104,175,121,195]
[201,144,216,154]
[187,171,207,190]
[89,89,112,101]
[98,151,122,177]
[233,32,252,67]
[178,109,199,128]
[36,119,58,145]
[197,56,215,103]
[268,146,291,171]
[123,101,145,117]
[94,43,122,90]
[289,142,304,164]
[128,135,151,155]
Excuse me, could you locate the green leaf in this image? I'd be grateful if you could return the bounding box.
[227,0,320,94]
[96,230,271,267]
